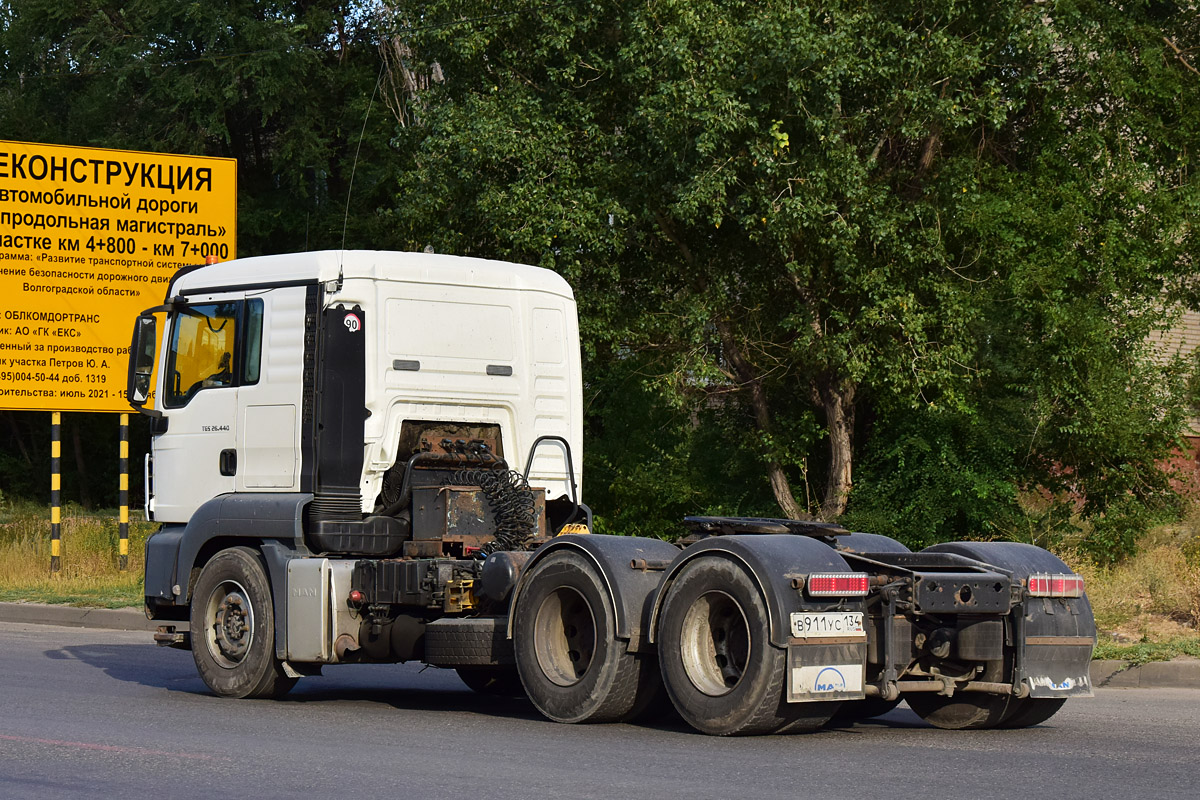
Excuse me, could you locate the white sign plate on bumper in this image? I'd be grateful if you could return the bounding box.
[791,664,865,697]
[790,611,865,639]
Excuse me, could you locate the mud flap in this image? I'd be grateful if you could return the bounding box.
[1022,638,1095,698]
[1016,596,1096,699]
[787,640,868,703]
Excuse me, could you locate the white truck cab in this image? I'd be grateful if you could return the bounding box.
[133,250,583,525]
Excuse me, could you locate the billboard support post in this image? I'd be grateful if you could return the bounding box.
[50,411,61,573]
[119,413,129,570]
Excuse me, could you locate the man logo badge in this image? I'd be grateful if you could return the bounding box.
[343,313,362,333]
[814,667,848,693]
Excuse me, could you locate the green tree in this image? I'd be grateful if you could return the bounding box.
[0,0,396,255]
[388,0,1199,553]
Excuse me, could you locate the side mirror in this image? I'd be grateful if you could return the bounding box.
[128,314,159,413]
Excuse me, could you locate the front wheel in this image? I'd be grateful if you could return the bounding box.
[657,556,838,735]
[190,547,296,699]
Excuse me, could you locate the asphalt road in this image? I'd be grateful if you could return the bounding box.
[1,621,1196,800]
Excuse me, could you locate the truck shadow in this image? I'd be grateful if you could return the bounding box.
[46,642,545,723]
[46,642,934,731]
[46,642,206,692]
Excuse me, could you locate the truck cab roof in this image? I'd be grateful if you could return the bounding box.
[167,250,576,301]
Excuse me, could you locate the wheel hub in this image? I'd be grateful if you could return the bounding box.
[533,585,596,687]
[679,590,751,697]
[206,581,254,668]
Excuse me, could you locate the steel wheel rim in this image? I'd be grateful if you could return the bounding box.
[679,589,751,697]
[203,579,255,669]
[532,585,596,687]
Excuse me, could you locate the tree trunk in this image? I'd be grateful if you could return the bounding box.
[816,380,856,519]
[3,411,33,465]
[713,317,806,520]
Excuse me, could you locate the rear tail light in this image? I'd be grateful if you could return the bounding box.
[1027,573,1085,598]
[806,573,870,597]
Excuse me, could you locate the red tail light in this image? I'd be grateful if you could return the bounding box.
[1027,573,1084,598]
[806,573,870,597]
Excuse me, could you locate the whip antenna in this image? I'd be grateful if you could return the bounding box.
[341,62,385,271]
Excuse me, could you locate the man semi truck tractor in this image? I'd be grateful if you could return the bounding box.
[127,250,1095,735]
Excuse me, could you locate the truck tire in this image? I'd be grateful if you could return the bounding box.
[426,617,514,666]
[998,697,1066,728]
[456,667,526,697]
[905,690,1016,730]
[657,556,837,736]
[513,550,660,723]
[190,547,296,699]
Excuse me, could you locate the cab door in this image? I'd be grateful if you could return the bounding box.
[234,286,305,492]
[150,293,246,523]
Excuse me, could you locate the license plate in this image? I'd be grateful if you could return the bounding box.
[790,611,865,639]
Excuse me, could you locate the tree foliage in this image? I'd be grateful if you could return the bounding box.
[1,0,397,255]
[2,1,1199,561]
[389,0,1200,557]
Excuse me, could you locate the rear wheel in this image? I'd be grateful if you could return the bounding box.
[905,692,1016,729]
[657,556,838,736]
[513,551,660,723]
[998,697,1066,728]
[190,547,296,699]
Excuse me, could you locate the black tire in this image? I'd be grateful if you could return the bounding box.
[190,547,297,699]
[426,617,514,666]
[904,692,1017,729]
[832,698,902,724]
[657,556,838,736]
[513,550,661,723]
[998,697,1066,728]
[456,667,526,697]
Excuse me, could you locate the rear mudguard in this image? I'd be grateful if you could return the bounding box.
[506,534,681,651]
[648,534,859,649]
[924,541,1097,698]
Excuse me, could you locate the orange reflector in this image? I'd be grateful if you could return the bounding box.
[1027,573,1084,598]
[806,573,870,597]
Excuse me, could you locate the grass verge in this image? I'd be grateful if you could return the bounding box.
[1092,638,1200,666]
[0,500,150,608]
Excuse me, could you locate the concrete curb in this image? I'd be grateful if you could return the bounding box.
[1090,658,1200,689]
[1,602,1198,688]
[0,601,165,632]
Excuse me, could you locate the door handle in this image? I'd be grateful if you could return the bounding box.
[219,449,237,476]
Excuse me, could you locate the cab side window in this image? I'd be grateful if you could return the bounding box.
[164,301,241,408]
[242,299,264,385]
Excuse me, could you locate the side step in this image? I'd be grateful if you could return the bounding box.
[154,625,191,650]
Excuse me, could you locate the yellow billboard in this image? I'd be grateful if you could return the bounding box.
[0,141,236,412]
